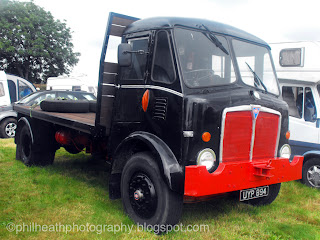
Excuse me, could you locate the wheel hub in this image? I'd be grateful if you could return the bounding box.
[134,189,144,201]
[129,172,157,219]
[307,165,320,188]
[5,122,17,137]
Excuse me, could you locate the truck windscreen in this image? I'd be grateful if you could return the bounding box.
[233,39,279,95]
[174,28,236,88]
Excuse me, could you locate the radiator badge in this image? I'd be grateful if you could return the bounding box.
[252,107,260,119]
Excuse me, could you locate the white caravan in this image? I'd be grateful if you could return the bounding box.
[46,76,97,96]
[270,41,320,188]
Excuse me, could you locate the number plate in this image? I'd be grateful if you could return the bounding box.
[240,186,269,201]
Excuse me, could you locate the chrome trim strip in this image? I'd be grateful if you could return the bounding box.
[219,105,282,163]
[121,85,183,97]
[183,131,194,138]
[101,95,115,98]
[18,117,34,143]
[103,72,117,75]
[249,105,262,161]
[102,83,120,89]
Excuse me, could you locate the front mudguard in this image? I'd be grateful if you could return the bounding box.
[109,131,184,199]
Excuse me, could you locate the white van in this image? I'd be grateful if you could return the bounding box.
[46,76,97,96]
[270,41,320,189]
[0,71,36,138]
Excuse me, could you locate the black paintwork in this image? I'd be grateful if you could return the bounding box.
[124,17,269,48]
[182,88,289,168]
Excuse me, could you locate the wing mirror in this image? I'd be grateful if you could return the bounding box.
[118,43,132,67]
[118,43,149,67]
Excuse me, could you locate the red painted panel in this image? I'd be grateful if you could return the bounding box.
[223,111,252,162]
[253,112,279,160]
[184,156,304,197]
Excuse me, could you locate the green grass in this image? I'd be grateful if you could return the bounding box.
[1,138,320,239]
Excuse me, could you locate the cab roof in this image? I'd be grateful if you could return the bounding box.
[124,17,269,48]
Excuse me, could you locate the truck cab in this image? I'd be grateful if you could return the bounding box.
[14,13,303,230]
[96,14,302,226]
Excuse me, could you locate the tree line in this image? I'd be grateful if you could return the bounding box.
[0,0,80,83]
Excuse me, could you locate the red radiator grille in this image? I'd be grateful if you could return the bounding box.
[252,112,280,160]
[221,107,280,163]
[222,111,252,162]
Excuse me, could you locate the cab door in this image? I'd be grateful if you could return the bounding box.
[111,34,151,145]
[144,30,183,159]
[281,85,320,153]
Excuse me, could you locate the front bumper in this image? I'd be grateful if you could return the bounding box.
[184,156,303,197]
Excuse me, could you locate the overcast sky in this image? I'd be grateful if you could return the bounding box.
[33,0,320,84]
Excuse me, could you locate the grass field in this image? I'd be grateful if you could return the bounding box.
[1,138,320,239]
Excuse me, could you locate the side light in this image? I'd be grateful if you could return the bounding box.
[142,90,149,112]
[202,132,211,142]
[286,131,290,140]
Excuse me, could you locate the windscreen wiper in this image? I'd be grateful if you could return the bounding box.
[201,24,229,55]
[245,62,268,93]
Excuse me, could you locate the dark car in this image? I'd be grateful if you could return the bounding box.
[0,91,96,138]
[17,90,96,106]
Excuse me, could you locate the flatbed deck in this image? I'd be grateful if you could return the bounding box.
[14,105,96,134]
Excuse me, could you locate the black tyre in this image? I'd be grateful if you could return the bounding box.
[0,118,17,138]
[40,100,90,113]
[20,125,55,166]
[302,158,320,189]
[121,152,183,233]
[243,183,281,206]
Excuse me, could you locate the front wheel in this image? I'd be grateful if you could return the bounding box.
[243,183,281,206]
[121,152,183,232]
[302,158,320,189]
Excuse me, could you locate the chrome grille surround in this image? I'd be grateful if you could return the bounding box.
[219,105,282,163]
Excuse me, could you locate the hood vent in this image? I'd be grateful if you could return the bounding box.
[153,97,168,120]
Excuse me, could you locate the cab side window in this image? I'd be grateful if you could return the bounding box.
[304,87,317,122]
[282,86,302,118]
[151,31,176,84]
[120,37,149,80]
[18,80,33,99]
[282,86,317,122]
[8,80,17,103]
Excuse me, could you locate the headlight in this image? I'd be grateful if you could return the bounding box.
[197,148,216,171]
[280,144,291,159]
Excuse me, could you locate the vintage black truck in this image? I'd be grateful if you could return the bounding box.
[14,12,303,228]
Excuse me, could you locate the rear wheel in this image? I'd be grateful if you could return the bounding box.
[121,152,183,233]
[0,118,17,138]
[243,183,281,206]
[19,124,55,166]
[302,158,320,189]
